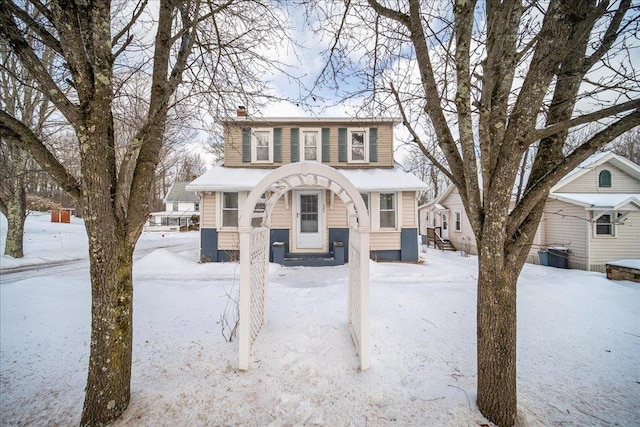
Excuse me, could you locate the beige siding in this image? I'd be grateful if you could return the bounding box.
[402,191,417,227]
[223,126,243,166]
[370,232,401,250]
[218,230,240,250]
[589,210,640,271]
[556,163,640,193]
[223,122,395,168]
[441,189,477,254]
[270,194,292,229]
[540,199,588,269]
[201,193,216,228]
[327,193,349,227]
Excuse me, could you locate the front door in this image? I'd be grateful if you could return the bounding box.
[296,190,323,249]
[441,212,449,240]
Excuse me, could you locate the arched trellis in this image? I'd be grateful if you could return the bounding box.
[238,162,371,371]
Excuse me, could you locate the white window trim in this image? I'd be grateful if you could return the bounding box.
[251,128,274,164]
[378,192,398,230]
[592,211,621,238]
[347,128,369,163]
[218,191,247,230]
[454,210,462,232]
[300,128,322,163]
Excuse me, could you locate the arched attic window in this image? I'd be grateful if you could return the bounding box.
[599,170,612,188]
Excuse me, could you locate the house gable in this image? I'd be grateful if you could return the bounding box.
[552,152,640,194]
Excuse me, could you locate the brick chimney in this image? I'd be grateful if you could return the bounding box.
[237,106,247,117]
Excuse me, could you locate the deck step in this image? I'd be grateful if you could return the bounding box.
[282,252,340,267]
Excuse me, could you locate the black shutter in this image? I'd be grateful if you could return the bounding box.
[322,128,330,163]
[369,127,378,162]
[274,128,282,162]
[338,128,347,162]
[291,128,299,162]
[242,128,251,163]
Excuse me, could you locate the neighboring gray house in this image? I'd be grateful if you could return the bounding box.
[146,182,200,231]
[420,152,640,271]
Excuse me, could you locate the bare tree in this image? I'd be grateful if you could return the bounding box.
[0,33,55,257]
[0,0,291,424]
[312,1,640,425]
[401,144,448,204]
[609,127,640,164]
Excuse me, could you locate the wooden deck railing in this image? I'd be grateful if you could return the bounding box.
[426,226,446,251]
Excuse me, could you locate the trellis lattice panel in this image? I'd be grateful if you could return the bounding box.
[249,227,269,344]
[348,226,362,353]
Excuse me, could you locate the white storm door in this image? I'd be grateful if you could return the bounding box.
[441,212,450,240]
[296,190,323,249]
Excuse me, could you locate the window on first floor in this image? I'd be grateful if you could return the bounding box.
[596,214,613,235]
[360,193,369,216]
[379,193,396,228]
[252,192,268,227]
[222,192,239,227]
[594,212,626,236]
[454,210,462,231]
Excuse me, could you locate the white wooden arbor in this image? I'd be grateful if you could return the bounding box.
[238,162,371,371]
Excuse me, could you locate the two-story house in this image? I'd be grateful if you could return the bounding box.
[146,181,200,232]
[420,152,640,271]
[186,111,427,265]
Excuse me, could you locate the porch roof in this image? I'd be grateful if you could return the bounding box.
[186,165,428,192]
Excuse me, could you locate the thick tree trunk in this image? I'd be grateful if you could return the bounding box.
[476,226,520,426]
[3,144,27,258]
[4,191,26,257]
[80,223,134,426]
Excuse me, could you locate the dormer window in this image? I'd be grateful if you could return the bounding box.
[598,170,611,188]
[252,128,273,163]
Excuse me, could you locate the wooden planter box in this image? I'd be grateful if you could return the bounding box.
[606,262,640,283]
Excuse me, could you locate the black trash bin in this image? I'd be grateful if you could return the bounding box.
[548,247,569,269]
[272,241,285,264]
[538,250,549,266]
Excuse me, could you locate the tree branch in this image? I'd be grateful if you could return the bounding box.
[111,0,148,50]
[508,108,640,237]
[0,110,81,200]
[390,82,456,185]
[529,99,640,144]
[0,3,79,123]
[6,1,63,54]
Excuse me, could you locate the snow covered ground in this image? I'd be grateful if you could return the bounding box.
[1,213,639,426]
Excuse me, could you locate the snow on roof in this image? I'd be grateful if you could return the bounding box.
[164,182,200,203]
[550,192,640,210]
[186,165,428,192]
